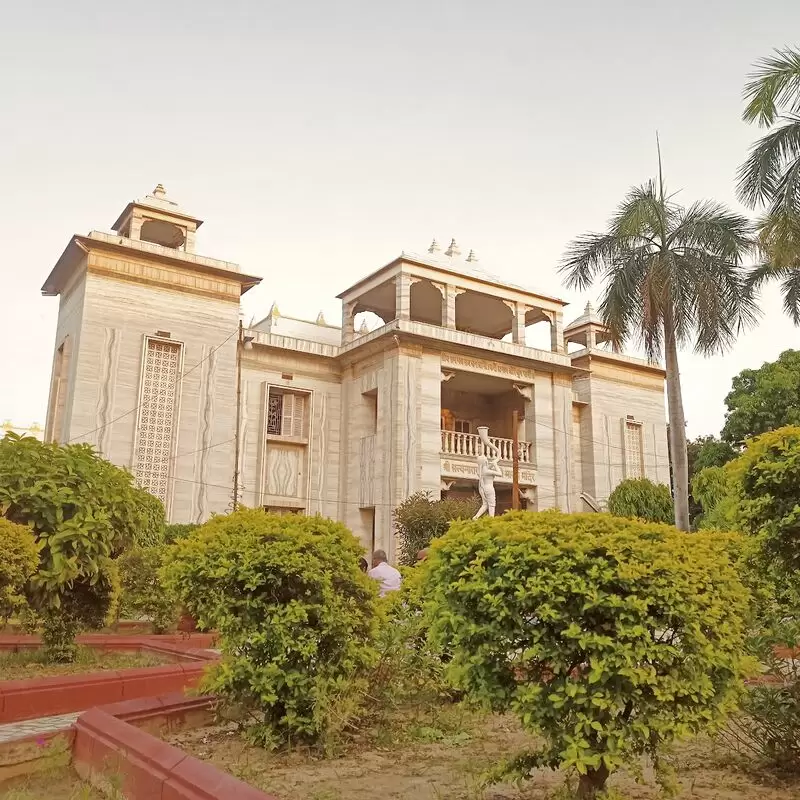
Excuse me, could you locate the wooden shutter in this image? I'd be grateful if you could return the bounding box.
[280,392,306,437]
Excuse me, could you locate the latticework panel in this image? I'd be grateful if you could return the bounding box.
[134,338,182,505]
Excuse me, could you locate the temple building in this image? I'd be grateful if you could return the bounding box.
[41,186,670,556]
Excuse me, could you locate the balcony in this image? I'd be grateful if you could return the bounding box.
[441,431,533,464]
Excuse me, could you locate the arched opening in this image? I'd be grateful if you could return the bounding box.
[454,290,513,339]
[410,279,443,326]
[140,219,186,249]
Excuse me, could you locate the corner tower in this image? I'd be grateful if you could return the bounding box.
[41,185,262,521]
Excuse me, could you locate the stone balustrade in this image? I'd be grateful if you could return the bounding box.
[440,430,532,463]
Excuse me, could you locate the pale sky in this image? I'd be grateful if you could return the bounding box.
[1,1,798,438]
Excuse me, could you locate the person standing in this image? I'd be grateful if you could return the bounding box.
[368,549,401,597]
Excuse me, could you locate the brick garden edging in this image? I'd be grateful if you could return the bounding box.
[0,634,219,724]
[72,694,277,799]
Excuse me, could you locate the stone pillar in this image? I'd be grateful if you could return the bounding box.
[395,273,413,321]
[514,383,535,462]
[513,302,529,344]
[586,328,596,349]
[550,311,565,354]
[342,300,357,344]
[443,285,463,329]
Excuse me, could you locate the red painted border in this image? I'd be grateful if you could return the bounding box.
[0,636,218,724]
[73,695,278,800]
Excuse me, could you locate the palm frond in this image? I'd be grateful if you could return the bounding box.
[746,260,788,296]
[782,269,800,325]
[671,201,754,261]
[757,208,800,269]
[742,47,800,127]
[558,232,627,291]
[736,116,800,208]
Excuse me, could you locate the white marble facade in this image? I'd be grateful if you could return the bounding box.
[42,191,670,559]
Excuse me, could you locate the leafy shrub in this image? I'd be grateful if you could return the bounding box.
[731,426,800,575]
[0,434,160,659]
[163,522,199,544]
[424,511,751,799]
[370,567,451,710]
[0,519,40,625]
[161,509,379,748]
[394,491,478,566]
[691,465,741,531]
[720,614,800,770]
[606,478,674,524]
[118,546,178,633]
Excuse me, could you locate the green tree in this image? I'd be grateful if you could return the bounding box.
[721,350,800,444]
[0,434,163,659]
[424,511,750,799]
[606,478,674,524]
[394,491,478,566]
[161,509,379,748]
[117,546,179,633]
[737,47,800,321]
[560,157,756,531]
[0,519,40,626]
[732,426,800,575]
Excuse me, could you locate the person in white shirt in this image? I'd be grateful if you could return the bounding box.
[367,549,402,597]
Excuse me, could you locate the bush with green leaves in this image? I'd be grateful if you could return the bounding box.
[394,491,478,566]
[424,511,751,799]
[163,522,199,544]
[606,478,674,524]
[730,426,800,575]
[0,434,162,659]
[0,519,40,626]
[117,546,178,633]
[161,509,379,748]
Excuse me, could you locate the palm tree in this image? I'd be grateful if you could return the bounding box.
[559,154,757,531]
[738,47,800,321]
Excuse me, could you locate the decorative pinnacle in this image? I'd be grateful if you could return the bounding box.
[316,311,326,325]
[152,183,166,197]
[428,238,441,254]
[444,238,461,258]
[359,319,370,334]
[585,301,594,314]
[269,302,280,318]
[466,249,478,262]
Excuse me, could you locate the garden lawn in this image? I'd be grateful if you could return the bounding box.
[0,767,102,799]
[165,711,800,800]
[0,646,171,680]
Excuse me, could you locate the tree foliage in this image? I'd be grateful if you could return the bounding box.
[117,546,179,633]
[394,491,478,566]
[559,166,756,531]
[721,350,800,444]
[0,434,162,659]
[606,478,674,524]
[0,519,40,625]
[423,511,751,799]
[161,509,379,748]
[691,466,741,532]
[731,426,800,576]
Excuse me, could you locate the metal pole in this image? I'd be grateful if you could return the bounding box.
[512,408,520,510]
[233,319,243,512]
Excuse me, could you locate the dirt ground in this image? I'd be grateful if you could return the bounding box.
[0,767,102,799]
[165,712,800,800]
[0,646,170,680]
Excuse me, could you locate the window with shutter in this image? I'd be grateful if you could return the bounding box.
[267,388,310,439]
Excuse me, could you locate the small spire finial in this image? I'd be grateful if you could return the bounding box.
[316,311,326,325]
[269,302,280,318]
[466,249,478,262]
[428,238,441,254]
[152,183,166,197]
[444,238,461,258]
[359,319,370,334]
[585,301,594,314]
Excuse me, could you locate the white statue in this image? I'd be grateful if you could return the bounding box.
[473,426,503,519]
